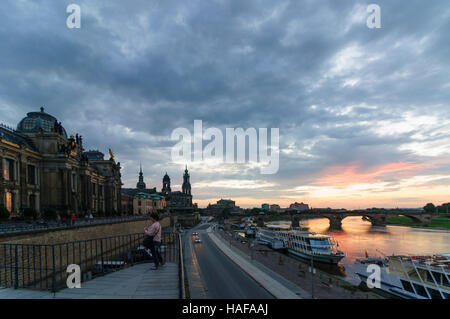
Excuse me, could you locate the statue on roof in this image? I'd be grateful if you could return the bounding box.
[109,148,115,160]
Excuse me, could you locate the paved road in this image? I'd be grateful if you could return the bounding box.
[183,223,273,299]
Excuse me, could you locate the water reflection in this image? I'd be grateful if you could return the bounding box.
[267,217,450,284]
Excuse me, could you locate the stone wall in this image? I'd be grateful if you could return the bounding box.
[0,216,174,244]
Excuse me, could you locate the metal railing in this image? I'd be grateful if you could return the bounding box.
[0,216,151,235]
[0,232,179,292]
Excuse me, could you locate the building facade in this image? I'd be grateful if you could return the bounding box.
[122,166,194,214]
[269,204,281,212]
[0,108,122,218]
[206,199,241,215]
[133,192,165,215]
[161,167,193,211]
[289,202,310,212]
[121,194,134,215]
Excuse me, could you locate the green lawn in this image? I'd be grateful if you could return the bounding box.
[386,216,450,229]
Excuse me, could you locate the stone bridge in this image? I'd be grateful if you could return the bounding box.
[256,210,449,230]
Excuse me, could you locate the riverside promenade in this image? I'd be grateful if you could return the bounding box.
[0,262,179,299]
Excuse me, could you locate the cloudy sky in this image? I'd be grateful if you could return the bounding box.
[1,0,449,209]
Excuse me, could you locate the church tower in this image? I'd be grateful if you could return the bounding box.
[182,165,191,195]
[136,163,146,190]
[162,172,171,196]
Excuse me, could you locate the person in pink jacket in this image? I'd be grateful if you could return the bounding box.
[144,212,164,270]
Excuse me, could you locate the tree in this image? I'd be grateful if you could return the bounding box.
[42,208,58,221]
[23,207,38,220]
[221,208,230,219]
[0,205,10,221]
[424,203,436,214]
[437,203,450,214]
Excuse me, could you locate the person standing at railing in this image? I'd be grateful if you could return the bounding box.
[144,212,164,270]
[89,213,94,223]
[71,213,76,226]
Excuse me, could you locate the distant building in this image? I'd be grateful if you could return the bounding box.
[289,202,310,212]
[162,167,193,211]
[121,194,133,215]
[133,192,165,215]
[121,164,157,197]
[217,199,235,208]
[261,203,269,211]
[269,204,281,212]
[206,199,240,215]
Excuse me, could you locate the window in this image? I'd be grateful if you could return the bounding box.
[427,271,442,285]
[426,288,443,299]
[413,283,428,298]
[5,192,13,212]
[92,183,97,195]
[443,275,450,287]
[72,174,77,190]
[28,165,36,185]
[22,118,36,130]
[400,280,414,293]
[3,159,14,181]
[29,194,36,210]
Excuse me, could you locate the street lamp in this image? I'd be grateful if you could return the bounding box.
[309,256,316,299]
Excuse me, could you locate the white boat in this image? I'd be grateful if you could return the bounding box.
[354,254,450,299]
[245,225,256,237]
[255,225,345,264]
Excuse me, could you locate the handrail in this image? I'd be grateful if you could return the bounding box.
[0,231,179,292]
[178,232,186,299]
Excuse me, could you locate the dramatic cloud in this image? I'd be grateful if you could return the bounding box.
[1,0,449,208]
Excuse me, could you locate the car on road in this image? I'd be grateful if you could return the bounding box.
[192,232,199,236]
[194,237,202,243]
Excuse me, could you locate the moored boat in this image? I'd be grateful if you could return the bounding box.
[354,253,450,299]
[255,225,345,264]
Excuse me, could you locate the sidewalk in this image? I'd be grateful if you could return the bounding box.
[0,263,179,299]
[207,227,307,299]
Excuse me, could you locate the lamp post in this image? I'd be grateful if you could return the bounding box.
[309,256,315,299]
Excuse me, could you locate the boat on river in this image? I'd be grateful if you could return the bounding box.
[354,254,450,299]
[255,225,345,264]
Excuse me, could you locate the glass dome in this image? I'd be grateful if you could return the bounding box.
[16,107,67,138]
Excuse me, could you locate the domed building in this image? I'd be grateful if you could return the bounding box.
[0,107,122,218]
[17,107,68,138]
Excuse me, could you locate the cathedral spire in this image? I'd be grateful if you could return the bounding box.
[136,162,146,190]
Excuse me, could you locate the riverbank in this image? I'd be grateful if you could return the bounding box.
[386,216,450,230]
[216,228,383,299]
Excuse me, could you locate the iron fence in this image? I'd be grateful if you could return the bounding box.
[0,232,179,292]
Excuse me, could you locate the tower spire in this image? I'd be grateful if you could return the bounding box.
[137,161,146,190]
